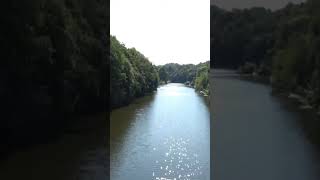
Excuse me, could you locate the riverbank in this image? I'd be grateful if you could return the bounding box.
[184,82,209,97]
[239,72,320,116]
[274,93,320,148]
[199,89,209,97]
[210,69,320,179]
[111,83,210,180]
[214,68,320,147]
[111,89,157,110]
[235,70,316,109]
[112,81,209,111]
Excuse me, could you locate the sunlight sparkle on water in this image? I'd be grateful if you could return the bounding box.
[152,137,202,180]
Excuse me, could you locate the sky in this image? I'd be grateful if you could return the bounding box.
[110,0,210,65]
[211,0,305,10]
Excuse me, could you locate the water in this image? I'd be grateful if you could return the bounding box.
[0,113,108,180]
[110,83,210,180]
[210,69,320,180]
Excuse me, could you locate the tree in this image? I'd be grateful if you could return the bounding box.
[110,36,159,108]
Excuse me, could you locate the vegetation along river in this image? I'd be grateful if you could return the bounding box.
[211,69,320,180]
[110,83,210,180]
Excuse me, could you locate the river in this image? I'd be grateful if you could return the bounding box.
[110,83,210,180]
[0,113,108,180]
[210,69,320,180]
[3,70,317,180]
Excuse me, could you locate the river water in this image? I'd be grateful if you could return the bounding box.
[210,69,320,180]
[0,113,108,180]
[110,83,210,180]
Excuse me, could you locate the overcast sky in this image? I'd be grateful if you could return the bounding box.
[110,0,210,65]
[211,0,305,10]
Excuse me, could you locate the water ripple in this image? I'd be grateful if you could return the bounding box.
[152,137,202,180]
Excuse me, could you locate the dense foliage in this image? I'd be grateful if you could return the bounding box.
[110,36,159,108]
[110,37,210,106]
[110,36,209,108]
[211,5,275,71]
[211,0,320,106]
[158,62,210,93]
[194,62,210,93]
[0,0,108,148]
[158,63,197,84]
[271,0,320,97]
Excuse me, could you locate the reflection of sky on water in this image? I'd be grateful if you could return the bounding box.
[110,83,210,180]
[158,84,193,97]
[152,137,203,180]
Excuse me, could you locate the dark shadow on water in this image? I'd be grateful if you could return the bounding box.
[273,94,320,152]
[210,69,320,179]
[110,93,156,158]
[0,112,108,180]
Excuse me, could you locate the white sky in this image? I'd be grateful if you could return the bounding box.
[110,0,210,65]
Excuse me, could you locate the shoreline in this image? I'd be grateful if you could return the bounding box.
[237,72,320,115]
[217,69,320,148]
[184,83,209,97]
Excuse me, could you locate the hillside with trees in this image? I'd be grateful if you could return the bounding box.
[211,5,275,71]
[110,36,159,108]
[211,0,320,109]
[1,0,108,152]
[194,62,210,95]
[110,35,210,108]
[158,63,197,84]
[158,62,210,94]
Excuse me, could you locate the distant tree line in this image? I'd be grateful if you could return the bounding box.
[0,0,108,150]
[158,63,197,84]
[211,5,274,72]
[110,36,210,108]
[211,0,320,107]
[158,62,210,93]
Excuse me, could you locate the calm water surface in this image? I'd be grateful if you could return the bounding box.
[110,83,210,180]
[211,69,320,180]
[0,113,108,180]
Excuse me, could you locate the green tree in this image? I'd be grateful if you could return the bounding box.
[158,66,169,83]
